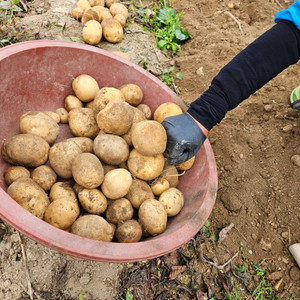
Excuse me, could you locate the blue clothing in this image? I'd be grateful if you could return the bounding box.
[275,0,300,30]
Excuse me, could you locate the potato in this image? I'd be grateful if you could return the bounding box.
[31,165,57,191]
[82,19,103,45]
[93,133,129,165]
[72,74,99,102]
[151,177,170,196]
[19,111,60,145]
[77,0,91,10]
[159,188,184,217]
[49,181,77,203]
[72,153,104,188]
[131,120,167,156]
[126,179,154,209]
[119,84,143,106]
[81,7,99,24]
[7,178,50,219]
[45,199,80,229]
[114,14,126,27]
[43,111,61,123]
[78,188,107,214]
[109,3,128,19]
[160,163,179,188]
[99,9,113,21]
[89,0,104,7]
[67,137,94,153]
[153,102,183,123]
[127,149,165,181]
[138,199,167,236]
[72,7,84,20]
[102,163,117,174]
[91,5,107,22]
[68,107,100,138]
[116,220,143,243]
[176,156,196,171]
[1,133,50,167]
[71,215,114,242]
[96,99,134,135]
[101,168,132,199]
[101,18,123,43]
[55,107,68,123]
[112,51,130,61]
[106,198,133,224]
[106,0,118,8]
[49,139,82,179]
[64,95,83,112]
[137,103,152,120]
[4,166,30,186]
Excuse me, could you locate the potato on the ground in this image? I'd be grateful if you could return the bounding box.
[106,198,133,224]
[127,149,165,181]
[31,165,57,191]
[4,166,30,186]
[116,220,143,243]
[126,179,154,209]
[106,0,119,8]
[151,177,170,196]
[153,102,183,123]
[68,107,99,138]
[101,168,132,199]
[78,188,107,214]
[44,198,80,229]
[138,199,167,236]
[81,7,99,24]
[43,111,61,123]
[19,111,60,145]
[67,137,94,153]
[91,5,107,22]
[176,156,196,171]
[93,133,129,165]
[72,7,84,20]
[89,0,104,7]
[131,120,167,156]
[114,14,126,27]
[49,181,77,203]
[1,133,50,167]
[99,9,113,21]
[7,178,50,219]
[101,18,123,43]
[112,51,130,60]
[56,107,69,123]
[137,103,152,120]
[72,74,99,102]
[82,19,103,45]
[96,99,134,135]
[158,187,184,217]
[119,84,143,106]
[109,3,128,18]
[160,162,179,188]
[72,153,104,188]
[71,215,114,242]
[49,139,82,179]
[64,95,83,112]
[77,0,91,10]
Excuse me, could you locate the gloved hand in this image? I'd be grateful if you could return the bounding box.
[161,112,206,165]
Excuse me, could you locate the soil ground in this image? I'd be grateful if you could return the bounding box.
[0,0,299,299]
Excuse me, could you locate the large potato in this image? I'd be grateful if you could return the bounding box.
[4,166,30,186]
[109,3,128,19]
[158,187,184,217]
[72,153,104,188]
[119,84,143,106]
[7,178,50,219]
[82,20,103,45]
[78,188,107,214]
[1,133,50,167]
[116,220,143,243]
[106,198,133,224]
[31,165,57,191]
[89,0,104,7]
[138,199,167,236]
[49,181,77,203]
[72,74,99,102]
[101,18,123,43]
[81,7,99,24]
[153,102,183,123]
[71,215,114,242]
[93,133,129,165]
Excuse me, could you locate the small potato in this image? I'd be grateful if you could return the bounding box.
[72,74,99,102]
[176,156,196,171]
[64,95,83,112]
[72,7,84,20]
[68,107,100,138]
[78,188,107,214]
[106,0,119,8]
[1,133,50,167]
[106,198,133,224]
[160,163,179,188]
[49,181,77,203]
[4,166,30,186]
[112,51,130,61]
[45,199,80,229]
[153,102,183,123]
[56,108,69,123]
[138,199,167,236]
[93,133,129,165]
[114,13,126,27]
[67,137,94,153]
[126,179,154,209]
[89,0,104,7]
[101,168,132,199]
[19,111,60,145]
[43,111,61,123]
[151,177,170,196]
[101,18,123,43]
[31,165,57,191]
[82,19,103,45]
[7,178,50,219]
[109,3,128,19]
[127,149,165,181]
[116,220,143,243]
[119,84,143,106]
[158,188,184,217]
[77,0,91,10]
[81,7,99,24]
[96,99,134,135]
[137,103,152,120]
[71,215,114,242]
[72,153,104,188]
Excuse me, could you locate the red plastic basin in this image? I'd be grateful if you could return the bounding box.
[0,40,218,262]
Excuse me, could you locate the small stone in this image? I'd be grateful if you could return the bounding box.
[259,239,272,251]
[266,271,282,281]
[282,124,293,132]
[239,153,244,159]
[79,273,91,285]
[278,86,286,91]
[227,2,234,9]
[291,155,300,167]
[281,231,289,239]
[196,66,204,76]
[224,165,232,171]
[251,233,257,240]
[289,266,300,281]
[282,257,289,264]
[264,104,273,112]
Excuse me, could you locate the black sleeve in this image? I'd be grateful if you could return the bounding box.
[187,20,300,131]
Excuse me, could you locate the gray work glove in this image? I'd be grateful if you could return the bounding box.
[162,112,206,165]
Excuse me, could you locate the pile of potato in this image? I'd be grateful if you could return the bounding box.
[1,74,196,243]
[71,0,129,50]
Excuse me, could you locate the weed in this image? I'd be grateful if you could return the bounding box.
[201,219,216,241]
[122,291,134,300]
[159,66,182,94]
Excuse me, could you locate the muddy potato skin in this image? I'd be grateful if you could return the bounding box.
[101,18,123,43]
[72,153,104,188]
[31,165,57,191]
[158,187,184,217]
[116,220,143,243]
[71,215,114,242]
[106,0,118,8]
[56,108,69,123]
[7,178,50,219]
[64,95,83,112]
[67,137,94,153]
[72,74,99,102]
[161,163,179,188]
[138,199,167,236]
[49,181,77,203]
[93,133,129,165]
[43,111,61,123]
[78,188,107,214]
[119,84,143,106]
[4,166,30,186]
[153,102,183,123]
[176,156,196,171]
[137,103,152,120]
[151,177,170,197]
[106,198,133,224]
[1,133,50,167]
[109,3,128,19]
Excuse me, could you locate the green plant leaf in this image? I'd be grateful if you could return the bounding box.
[176,72,183,80]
